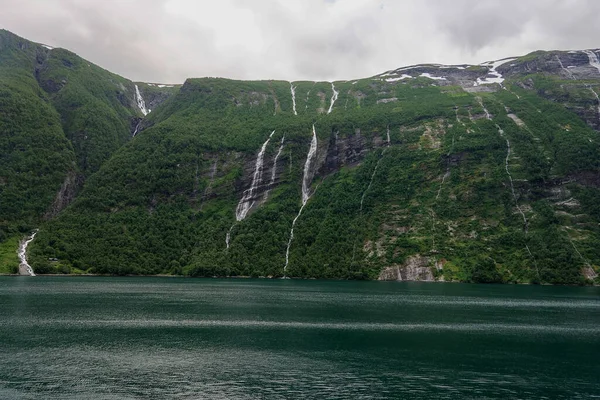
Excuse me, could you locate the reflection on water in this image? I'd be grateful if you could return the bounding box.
[0,277,599,399]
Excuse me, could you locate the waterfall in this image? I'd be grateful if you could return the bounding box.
[227,131,275,249]
[588,86,600,119]
[386,125,391,146]
[290,83,297,116]
[327,83,339,114]
[18,230,38,276]
[135,85,149,116]
[360,152,385,211]
[225,225,233,249]
[477,97,492,120]
[496,124,528,231]
[264,136,285,201]
[583,50,600,74]
[235,131,275,222]
[132,120,142,137]
[284,125,318,274]
[555,55,575,80]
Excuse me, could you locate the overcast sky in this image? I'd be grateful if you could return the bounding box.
[1,0,599,83]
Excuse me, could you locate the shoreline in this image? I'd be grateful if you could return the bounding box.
[0,273,596,286]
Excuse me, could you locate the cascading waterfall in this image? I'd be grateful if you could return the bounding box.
[290,83,298,116]
[555,55,575,80]
[350,149,386,267]
[225,226,233,249]
[588,86,600,119]
[264,136,285,201]
[284,125,318,273]
[360,151,385,211]
[479,97,529,232]
[477,97,492,120]
[235,131,275,221]
[18,230,38,276]
[327,83,339,114]
[135,85,149,116]
[132,120,142,137]
[386,125,391,146]
[496,124,528,231]
[227,131,275,249]
[583,50,600,74]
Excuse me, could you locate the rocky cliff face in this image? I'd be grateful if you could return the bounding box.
[378,255,441,282]
[4,29,599,284]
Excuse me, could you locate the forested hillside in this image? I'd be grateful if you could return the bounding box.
[0,30,176,272]
[2,30,599,284]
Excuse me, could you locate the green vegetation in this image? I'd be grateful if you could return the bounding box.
[1,29,599,284]
[0,236,19,274]
[0,29,174,271]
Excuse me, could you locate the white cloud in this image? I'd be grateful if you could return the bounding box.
[1,0,599,83]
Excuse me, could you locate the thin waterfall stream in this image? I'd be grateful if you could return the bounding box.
[226,131,275,249]
[327,83,338,114]
[17,230,38,276]
[134,85,149,116]
[284,125,318,274]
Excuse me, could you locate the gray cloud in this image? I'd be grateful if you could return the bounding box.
[1,0,599,83]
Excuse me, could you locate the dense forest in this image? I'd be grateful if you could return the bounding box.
[1,29,599,284]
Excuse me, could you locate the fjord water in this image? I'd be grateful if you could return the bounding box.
[0,278,599,399]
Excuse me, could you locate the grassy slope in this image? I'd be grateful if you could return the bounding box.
[1,30,598,283]
[0,30,75,249]
[31,70,600,283]
[0,30,175,272]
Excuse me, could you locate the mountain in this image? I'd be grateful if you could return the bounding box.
[0,29,177,271]
[1,30,599,284]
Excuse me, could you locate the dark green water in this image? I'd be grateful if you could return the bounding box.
[0,277,599,399]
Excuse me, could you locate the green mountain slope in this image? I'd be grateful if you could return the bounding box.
[2,29,599,283]
[0,30,176,272]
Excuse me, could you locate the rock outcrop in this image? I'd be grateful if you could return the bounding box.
[378,255,436,282]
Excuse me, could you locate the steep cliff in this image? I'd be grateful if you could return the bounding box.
[1,29,599,283]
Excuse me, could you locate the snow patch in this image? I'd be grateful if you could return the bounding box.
[41,44,53,50]
[476,58,517,85]
[385,74,413,82]
[419,73,446,81]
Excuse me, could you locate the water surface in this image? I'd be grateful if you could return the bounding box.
[1,277,599,399]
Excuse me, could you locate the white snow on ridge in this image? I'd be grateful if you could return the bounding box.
[476,58,517,85]
[385,74,413,82]
[41,44,53,50]
[439,65,466,70]
[419,72,446,81]
[145,83,175,88]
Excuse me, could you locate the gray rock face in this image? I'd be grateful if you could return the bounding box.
[145,90,174,111]
[320,129,386,175]
[378,255,436,282]
[44,170,81,219]
[232,127,387,218]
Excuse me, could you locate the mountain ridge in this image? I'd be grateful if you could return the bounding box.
[1,29,599,284]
